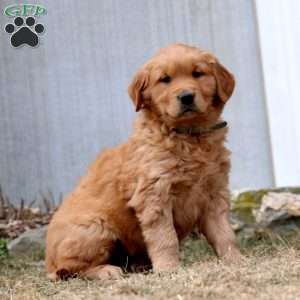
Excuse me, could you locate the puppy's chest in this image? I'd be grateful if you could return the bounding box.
[170,182,200,240]
[167,145,228,238]
[168,146,221,184]
[169,163,206,234]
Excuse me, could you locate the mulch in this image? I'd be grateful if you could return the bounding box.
[0,186,58,239]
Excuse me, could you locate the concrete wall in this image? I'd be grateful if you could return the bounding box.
[0,0,274,204]
[255,0,300,187]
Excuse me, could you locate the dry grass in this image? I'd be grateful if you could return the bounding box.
[0,235,300,300]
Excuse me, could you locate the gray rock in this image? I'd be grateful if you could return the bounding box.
[231,188,300,239]
[236,226,257,240]
[230,215,246,231]
[8,226,47,256]
[255,192,300,227]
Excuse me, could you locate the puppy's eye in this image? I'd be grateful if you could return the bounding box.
[192,71,205,78]
[159,75,171,83]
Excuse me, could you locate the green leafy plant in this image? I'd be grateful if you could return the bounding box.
[0,239,9,259]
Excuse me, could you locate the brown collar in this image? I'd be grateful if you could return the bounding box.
[173,121,228,136]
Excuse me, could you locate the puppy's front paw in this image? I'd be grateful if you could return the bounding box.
[83,265,124,280]
[153,258,180,273]
[221,246,244,264]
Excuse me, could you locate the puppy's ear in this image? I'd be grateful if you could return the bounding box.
[128,69,149,112]
[212,62,235,103]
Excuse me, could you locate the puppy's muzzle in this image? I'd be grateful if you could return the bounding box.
[177,90,197,114]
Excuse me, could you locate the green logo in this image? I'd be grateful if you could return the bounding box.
[4,4,47,17]
[4,4,46,48]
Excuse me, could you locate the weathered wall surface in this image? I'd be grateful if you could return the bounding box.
[0,0,273,204]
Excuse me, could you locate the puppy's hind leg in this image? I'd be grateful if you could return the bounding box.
[47,219,124,280]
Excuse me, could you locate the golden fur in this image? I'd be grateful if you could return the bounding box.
[46,43,241,280]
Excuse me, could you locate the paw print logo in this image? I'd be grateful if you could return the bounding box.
[5,16,45,48]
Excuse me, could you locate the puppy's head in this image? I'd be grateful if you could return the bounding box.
[128,44,235,127]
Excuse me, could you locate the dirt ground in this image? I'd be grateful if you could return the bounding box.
[0,235,300,300]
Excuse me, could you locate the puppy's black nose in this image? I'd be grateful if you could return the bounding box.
[177,90,195,106]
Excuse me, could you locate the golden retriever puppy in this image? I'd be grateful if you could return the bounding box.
[46,43,241,280]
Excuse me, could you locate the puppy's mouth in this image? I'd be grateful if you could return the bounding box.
[179,107,199,116]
